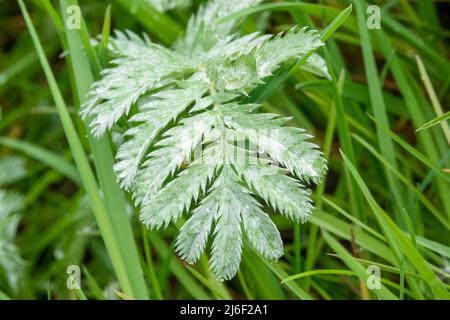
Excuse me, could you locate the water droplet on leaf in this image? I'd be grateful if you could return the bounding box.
[224,116,232,126]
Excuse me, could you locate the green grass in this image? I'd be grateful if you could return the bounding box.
[0,0,449,300]
[17,0,147,299]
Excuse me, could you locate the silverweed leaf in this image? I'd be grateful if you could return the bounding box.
[82,0,328,280]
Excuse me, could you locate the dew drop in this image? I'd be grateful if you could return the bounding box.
[223,116,232,126]
[54,248,65,260]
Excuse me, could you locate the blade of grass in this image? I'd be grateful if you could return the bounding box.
[293,223,301,273]
[217,2,357,34]
[325,54,365,221]
[322,230,398,300]
[114,0,181,45]
[417,111,450,132]
[247,4,353,103]
[327,254,426,280]
[352,133,450,230]
[381,11,450,78]
[99,5,112,64]
[185,266,231,300]
[241,251,286,299]
[282,269,355,283]
[265,262,313,300]
[60,0,149,299]
[385,129,450,183]
[18,0,145,299]
[303,72,338,288]
[352,0,404,216]
[417,0,439,27]
[310,210,396,265]
[322,197,384,240]
[0,136,80,184]
[74,287,88,300]
[415,55,450,146]
[141,226,163,300]
[341,150,450,299]
[0,291,11,300]
[148,233,211,300]
[372,26,450,217]
[415,236,450,259]
[82,266,105,300]
[237,271,254,300]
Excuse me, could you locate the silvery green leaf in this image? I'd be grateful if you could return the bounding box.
[241,165,314,222]
[108,30,153,58]
[205,29,325,93]
[114,86,207,189]
[205,32,269,61]
[210,204,242,281]
[145,0,192,12]
[81,32,195,137]
[133,111,216,204]
[240,204,283,261]
[175,195,216,264]
[209,54,261,94]
[0,190,24,219]
[140,149,219,230]
[84,0,328,281]
[0,156,26,187]
[0,183,25,292]
[0,236,25,293]
[301,53,331,79]
[225,107,327,183]
[175,0,263,56]
[255,28,324,78]
[208,167,245,280]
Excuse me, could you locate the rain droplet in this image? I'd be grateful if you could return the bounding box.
[54,248,65,260]
[223,116,232,126]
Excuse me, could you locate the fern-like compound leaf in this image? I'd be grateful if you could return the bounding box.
[223,104,327,183]
[82,31,195,137]
[175,0,264,56]
[83,0,328,280]
[114,85,207,189]
[241,164,314,223]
